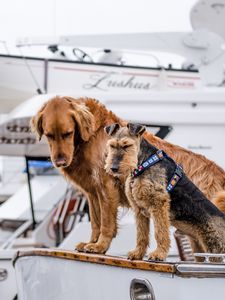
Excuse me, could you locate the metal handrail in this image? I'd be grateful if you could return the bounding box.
[194,253,225,263]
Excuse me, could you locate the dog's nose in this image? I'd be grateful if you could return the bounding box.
[54,158,67,167]
[111,167,118,173]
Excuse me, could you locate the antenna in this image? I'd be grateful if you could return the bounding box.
[17,46,43,94]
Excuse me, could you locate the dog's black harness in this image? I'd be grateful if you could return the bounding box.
[132,150,183,192]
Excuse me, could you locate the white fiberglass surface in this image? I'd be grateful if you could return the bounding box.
[15,255,225,300]
[0,175,67,220]
[0,257,17,300]
[60,211,179,258]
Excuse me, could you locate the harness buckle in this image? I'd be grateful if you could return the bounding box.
[175,164,183,177]
[156,149,164,159]
[167,164,183,192]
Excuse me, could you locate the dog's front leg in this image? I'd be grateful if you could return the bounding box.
[76,190,101,252]
[148,193,171,261]
[84,184,119,254]
[128,209,150,260]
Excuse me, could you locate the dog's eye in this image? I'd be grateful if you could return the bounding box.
[122,144,132,149]
[62,132,73,139]
[110,144,116,149]
[46,133,54,140]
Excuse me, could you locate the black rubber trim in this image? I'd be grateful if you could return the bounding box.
[0,54,199,73]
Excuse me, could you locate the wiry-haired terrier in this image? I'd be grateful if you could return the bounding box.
[104,123,225,261]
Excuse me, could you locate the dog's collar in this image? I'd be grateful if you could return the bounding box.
[132,149,183,192]
[132,149,165,177]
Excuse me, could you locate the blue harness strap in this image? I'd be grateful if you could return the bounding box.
[132,150,164,177]
[166,164,183,192]
[132,150,183,193]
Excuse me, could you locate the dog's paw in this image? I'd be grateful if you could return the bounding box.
[75,242,89,252]
[127,249,144,260]
[84,242,107,254]
[147,250,167,261]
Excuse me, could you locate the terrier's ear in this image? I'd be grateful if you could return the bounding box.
[104,123,120,136]
[127,123,146,136]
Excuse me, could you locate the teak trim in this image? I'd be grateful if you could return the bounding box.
[13,248,176,273]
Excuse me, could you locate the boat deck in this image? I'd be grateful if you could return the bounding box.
[14,248,175,273]
[13,248,225,278]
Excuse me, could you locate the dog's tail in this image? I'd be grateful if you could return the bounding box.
[212,191,225,214]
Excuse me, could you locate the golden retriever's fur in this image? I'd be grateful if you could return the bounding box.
[31,96,225,254]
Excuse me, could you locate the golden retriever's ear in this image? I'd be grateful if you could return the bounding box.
[30,103,47,141]
[104,123,120,136]
[127,123,146,136]
[70,102,95,141]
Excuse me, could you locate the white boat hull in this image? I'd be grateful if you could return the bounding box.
[0,251,17,300]
[14,250,225,300]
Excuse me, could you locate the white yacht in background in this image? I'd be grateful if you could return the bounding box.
[1,0,225,299]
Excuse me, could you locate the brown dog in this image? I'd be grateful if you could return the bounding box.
[31,96,225,254]
[104,123,225,261]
